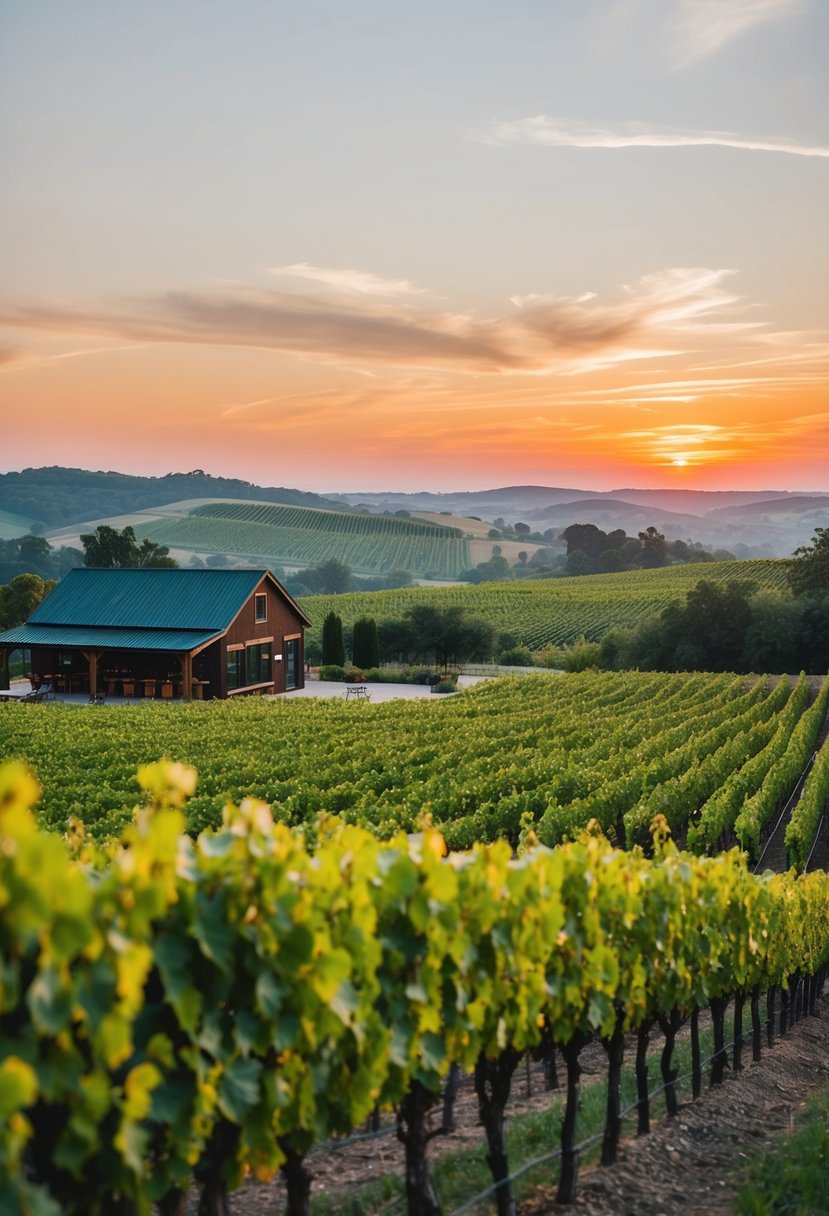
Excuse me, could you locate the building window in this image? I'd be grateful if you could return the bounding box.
[254,593,267,623]
[226,649,244,691]
[246,643,271,685]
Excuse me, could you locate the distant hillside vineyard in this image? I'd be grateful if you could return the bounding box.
[300,559,791,651]
[143,501,471,578]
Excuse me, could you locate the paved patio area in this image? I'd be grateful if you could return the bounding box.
[271,675,489,702]
[1,675,493,706]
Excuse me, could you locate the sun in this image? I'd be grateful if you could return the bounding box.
[672,458,688,467]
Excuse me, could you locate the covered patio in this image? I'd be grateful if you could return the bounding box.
[1,634,214,702]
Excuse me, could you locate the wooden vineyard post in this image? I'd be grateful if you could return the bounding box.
[766,986,776,1048]
[690,1007,702,1101]
[635,1023,651,1135]
[732,991,745,1072]
[710,995,729,1086]
[779,985,790,1037]
[542,1038,558,1091]
[750,986,763,1062]
[441,1063,461,1133]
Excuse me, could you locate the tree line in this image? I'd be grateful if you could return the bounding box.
[580,529,829,675]
[0,466,341,529]
[319,603,496,672]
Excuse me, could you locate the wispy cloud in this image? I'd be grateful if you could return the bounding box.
[673,0,805,67]
[271,263,426,296]
[0,347,24,366]
[485,115,829,159]
[0,268,764,377]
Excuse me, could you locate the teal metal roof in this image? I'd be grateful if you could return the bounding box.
[29,568,270,630]
[0,624,221,652]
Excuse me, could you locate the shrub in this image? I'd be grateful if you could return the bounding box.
[498,645,533,666]
[563,639,603,673]
[318,664,346,681]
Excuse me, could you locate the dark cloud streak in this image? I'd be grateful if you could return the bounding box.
[0,269,770,375]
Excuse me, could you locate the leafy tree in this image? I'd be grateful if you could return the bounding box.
[498,644,533,666]
[681,579,754,669]
[562,524,608,561]
[618,580,756,672]
[597,549,624,573]
[0,573,56,630]
[565,549,595,577]
[351,617,379,669]
[383,568,413,589]
[637,527,667,569]
[304,638,323,667]
[461,556,510,584]
[789,528,829,597]
[295,558,353,595]
[799,594,829,673]
[404,603,495,669]
[321,611,345,667]
[740,591,803,673]
[80,525,177,568]
[0,574,56,687]
[377,617,416,664]
[0,535,83,583]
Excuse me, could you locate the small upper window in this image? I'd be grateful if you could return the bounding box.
[254,593,267,623]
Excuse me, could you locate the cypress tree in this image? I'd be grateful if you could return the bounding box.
[321,611,345,666]
[352,617,379,669]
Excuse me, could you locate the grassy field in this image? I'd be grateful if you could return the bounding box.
[0,508,39,540]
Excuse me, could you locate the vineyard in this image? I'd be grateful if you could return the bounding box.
[141,501,471,578]
[2,672,827,868]
[301,559,791,651]
[1,759,828,1215]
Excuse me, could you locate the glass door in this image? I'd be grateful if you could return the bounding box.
[285,638,299,690]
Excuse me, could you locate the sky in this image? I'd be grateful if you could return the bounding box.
[1,0,827,494]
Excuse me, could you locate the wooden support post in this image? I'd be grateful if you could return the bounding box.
[83,651,102,699]
[179,652,193,701]
[0,647,9,691]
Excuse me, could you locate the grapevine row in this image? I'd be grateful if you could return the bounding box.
[734,676,829,858]
[191,500,464,538]
[303,558,790,650]
[1,761,828,1215]
[3,673,825,859]
[144,510,470,577]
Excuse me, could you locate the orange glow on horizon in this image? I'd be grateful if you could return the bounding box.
[1,268,827,493]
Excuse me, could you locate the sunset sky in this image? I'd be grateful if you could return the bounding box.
[1,0,827,493]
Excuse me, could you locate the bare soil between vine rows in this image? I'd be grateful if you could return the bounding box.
[524,1007,829,1216]
[180,1001,829,1215]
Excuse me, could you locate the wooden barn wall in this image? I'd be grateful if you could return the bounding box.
[220,581,306,697]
